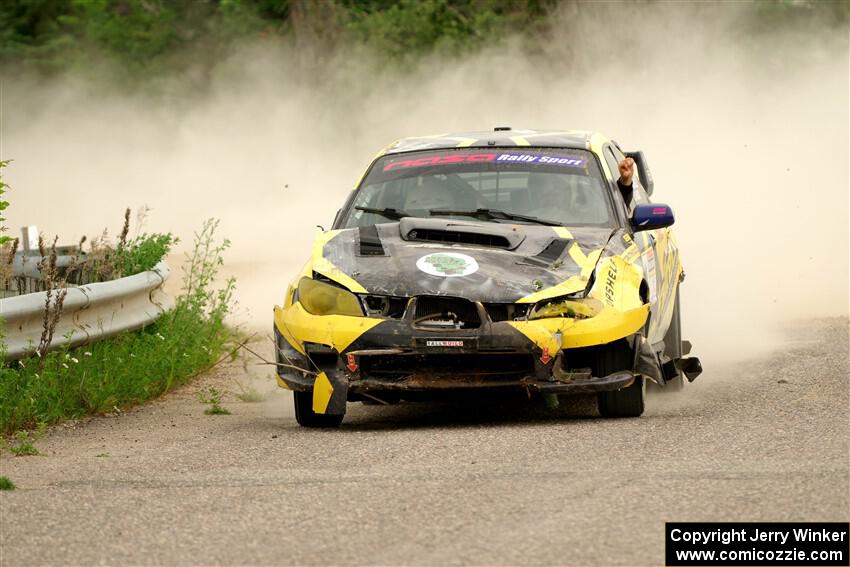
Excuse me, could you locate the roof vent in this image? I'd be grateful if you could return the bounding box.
[494,126,511,131]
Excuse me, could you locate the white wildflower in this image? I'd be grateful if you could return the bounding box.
[83,351,92,357]
[71,357,79,364]
[62,363,69,369]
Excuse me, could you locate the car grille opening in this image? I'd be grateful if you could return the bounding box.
[304,342,337,369]
[413,296,481,329]
[483,303,531,322]
[405,228,511,248]
[362,295,409,318]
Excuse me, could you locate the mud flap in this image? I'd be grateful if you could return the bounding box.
[312,371,349,415]
[634,335,664,384]
[676,357,703,382]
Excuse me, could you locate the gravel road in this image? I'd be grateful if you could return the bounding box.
[1,318,848,566]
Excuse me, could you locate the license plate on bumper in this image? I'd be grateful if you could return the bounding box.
[414,338,478,352]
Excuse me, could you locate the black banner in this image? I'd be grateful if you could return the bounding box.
[666,522,849,566]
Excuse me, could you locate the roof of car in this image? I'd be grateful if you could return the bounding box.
[384,128,598,155]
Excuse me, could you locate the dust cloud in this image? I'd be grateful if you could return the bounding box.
[2,3,847,364]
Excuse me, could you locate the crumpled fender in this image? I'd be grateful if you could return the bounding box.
[509,250,648,353]
[508,303,649,354]
[273,303,381,355]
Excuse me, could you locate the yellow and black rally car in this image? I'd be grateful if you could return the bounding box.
[273,128,702,427]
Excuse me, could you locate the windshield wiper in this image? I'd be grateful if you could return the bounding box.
[355,206,410,220]
[429,208,563,227]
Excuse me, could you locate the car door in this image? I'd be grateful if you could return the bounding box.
[606,144,679,344]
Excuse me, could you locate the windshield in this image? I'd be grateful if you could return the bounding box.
[339,148,614,229]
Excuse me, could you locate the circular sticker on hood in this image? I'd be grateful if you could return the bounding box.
[416,252,479,277]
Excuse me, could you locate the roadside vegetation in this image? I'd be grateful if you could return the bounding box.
[0,1,551,75]
[3,1,842,80]
[0,216,236,436]
[6,425,45,456]
[0,160,11,246]
[198,386,231,415]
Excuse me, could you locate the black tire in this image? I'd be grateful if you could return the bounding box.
[293,391,344,428]
[596,339,645,418]
[661,287,685,392]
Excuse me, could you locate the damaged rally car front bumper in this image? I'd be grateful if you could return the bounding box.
[273,295,651,416]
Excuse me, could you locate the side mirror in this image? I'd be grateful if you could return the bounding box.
[632,203,674,232]
[625,150,654,196]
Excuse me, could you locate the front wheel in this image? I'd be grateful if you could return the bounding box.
[595,339,645,418]
[293,391,344,428]
[598,376,646,417]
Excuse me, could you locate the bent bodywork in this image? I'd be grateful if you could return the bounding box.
[273,129,702,424]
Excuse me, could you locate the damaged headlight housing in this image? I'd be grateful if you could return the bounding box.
[528,295,603,321]
[297,277,363,317]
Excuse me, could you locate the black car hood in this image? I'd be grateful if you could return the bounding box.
[318,219,615,303]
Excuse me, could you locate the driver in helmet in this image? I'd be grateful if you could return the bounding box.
[527,158,637,220]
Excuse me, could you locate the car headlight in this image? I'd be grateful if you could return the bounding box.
[528,296,603,320]
[297,277,363,317]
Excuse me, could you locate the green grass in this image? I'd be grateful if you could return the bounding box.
[0,476,15,490]
[8,426,44,456]
[198,386,230,415]
[0,219,235,435]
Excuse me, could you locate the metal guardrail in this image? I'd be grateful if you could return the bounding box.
[11,252,77,279]
[1,261,173,361]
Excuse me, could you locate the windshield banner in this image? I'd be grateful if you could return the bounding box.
[383,152,586,171]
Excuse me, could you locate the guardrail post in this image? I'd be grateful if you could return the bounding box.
[21,225,38,253]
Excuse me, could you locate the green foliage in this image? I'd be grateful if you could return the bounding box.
[0,476,16,490]
[60,209,176,286]
[2,0,846,77]
[113,233,177,277]
[0,0,557,74]
[198,386,230,415]
[8,423,45,456]
[0,159,11,245]
[342,0,547,61]
[1,0,197,73]
[0,219,235,435]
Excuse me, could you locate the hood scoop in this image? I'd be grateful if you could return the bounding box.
[398,217,525,250]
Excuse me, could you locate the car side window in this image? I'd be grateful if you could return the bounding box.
[612,145,650,205]
[603,147,621,185]
[604,145,633,217]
